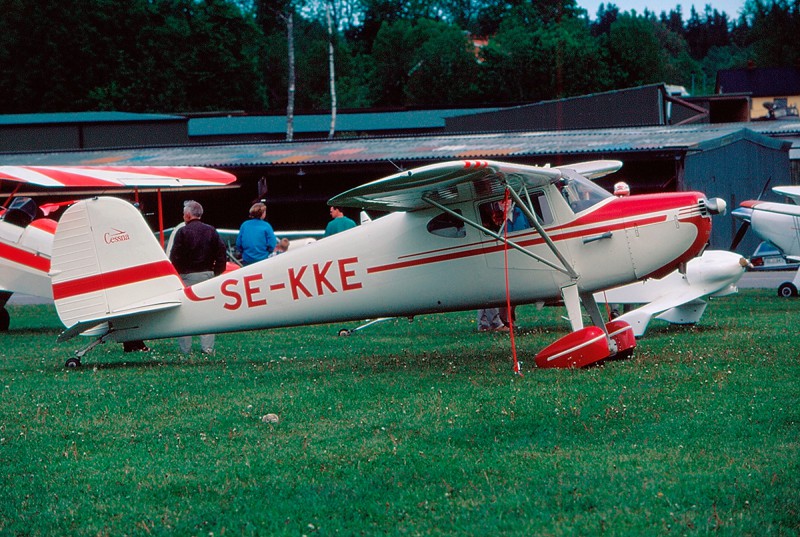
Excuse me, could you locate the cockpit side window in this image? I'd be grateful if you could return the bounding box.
[427,210,466,238]
[559,170,612,213]
[478,190,552,235]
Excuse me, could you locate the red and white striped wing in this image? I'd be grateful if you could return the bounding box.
[0,166,236,188]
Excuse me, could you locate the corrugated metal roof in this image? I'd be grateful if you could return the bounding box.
[1,122,797,168]
[0,112,183,126]
[188,108,502,136]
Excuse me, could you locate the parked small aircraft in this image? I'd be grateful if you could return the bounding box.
[594,250,747,337]
[49,159,726,369]
[0,166,236,329]
[732,185,800,297]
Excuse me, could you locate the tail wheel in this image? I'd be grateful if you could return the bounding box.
[777,282,798,298]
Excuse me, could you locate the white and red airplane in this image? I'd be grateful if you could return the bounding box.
[0,166,237,330]
[49,159,726,369]
[595,249,748,337]
[732,185,800,297]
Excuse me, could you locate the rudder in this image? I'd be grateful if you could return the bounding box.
[51,197,183,330]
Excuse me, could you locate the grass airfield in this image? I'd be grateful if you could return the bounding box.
[1,290,798,536]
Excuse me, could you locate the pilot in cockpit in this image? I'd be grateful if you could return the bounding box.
[488,200,530,234]
[561,173,612,213]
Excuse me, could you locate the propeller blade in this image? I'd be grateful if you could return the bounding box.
[730,221,750,251]
[757,176,772,201]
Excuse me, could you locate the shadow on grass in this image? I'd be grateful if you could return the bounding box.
[641,322,725,337]
[58,352,231,371]
[6,327,62,336]
[96,359,228,370]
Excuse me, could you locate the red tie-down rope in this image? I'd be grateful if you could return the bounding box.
[502,189,522,376]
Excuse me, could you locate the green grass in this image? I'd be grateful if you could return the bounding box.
[1,290,798,536]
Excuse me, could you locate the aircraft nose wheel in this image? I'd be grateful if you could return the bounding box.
[65,357,82,368]
[777,282,798,297]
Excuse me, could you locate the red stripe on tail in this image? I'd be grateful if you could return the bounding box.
[52,260,178,300]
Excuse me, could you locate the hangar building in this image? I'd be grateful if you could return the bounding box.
[1,84,798,254]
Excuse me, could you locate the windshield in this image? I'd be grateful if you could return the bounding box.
[559,170,612,213]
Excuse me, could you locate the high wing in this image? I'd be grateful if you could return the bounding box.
[559,160,623,180]
[773,185,800,205]
[328,160,570,211]
[330,159,622,282]
[0,166,236,188]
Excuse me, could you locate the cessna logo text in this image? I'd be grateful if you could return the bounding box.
[104,229,130,244]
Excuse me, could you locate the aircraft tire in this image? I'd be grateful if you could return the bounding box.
[777,282,798,298]
[65,357,82,368]
[338,328,351,337]
[0,307,9,331]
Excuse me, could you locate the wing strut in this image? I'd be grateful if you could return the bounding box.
[421,194,575,277]
[2,183,21,209]
[503,180,579,279]
[157,188,165,248]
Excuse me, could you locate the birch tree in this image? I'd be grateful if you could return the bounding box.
[326,0,337,138]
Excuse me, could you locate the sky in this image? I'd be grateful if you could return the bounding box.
[578,0,747,19]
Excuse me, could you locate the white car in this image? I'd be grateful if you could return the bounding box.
[748,241,800,271]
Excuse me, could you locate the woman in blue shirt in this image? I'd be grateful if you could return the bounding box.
[236,202,277,265]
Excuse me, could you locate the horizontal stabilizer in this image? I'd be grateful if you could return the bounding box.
[51,197,184,331]
[655,300,707,325]
[614,289,702,337]
[57,300,181,342]
[612,310,653,338]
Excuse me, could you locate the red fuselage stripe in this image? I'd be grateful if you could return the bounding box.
[0,242,50,273]
[367,214,669,274]
[393,195,688,262]
[52,260,178,300]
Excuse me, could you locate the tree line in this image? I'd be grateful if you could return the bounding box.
[1,0,798,116]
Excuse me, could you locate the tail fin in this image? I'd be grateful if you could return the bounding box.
[51,197,183,332]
